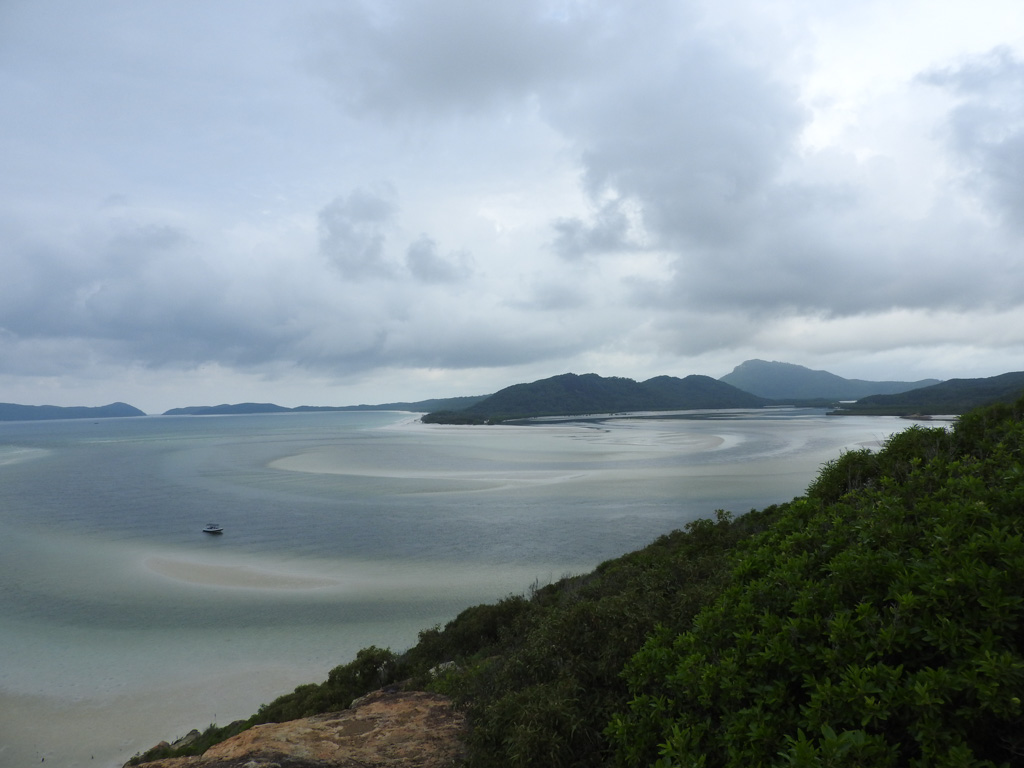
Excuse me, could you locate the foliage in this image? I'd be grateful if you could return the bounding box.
[420,409,491,424]
[252,645,401,723]
[404,595,532,677]
[439,509,773,767]
[609,395,1024,767]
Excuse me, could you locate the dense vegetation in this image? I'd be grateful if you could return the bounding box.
[423,372,768,424]
[135,395,1024,767]
[612,398,1024,766]
[835,371,1024,415]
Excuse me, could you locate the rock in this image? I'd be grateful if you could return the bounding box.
[130,690,466,768]
[170,730,202,750]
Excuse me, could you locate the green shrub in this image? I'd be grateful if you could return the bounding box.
[405,595,533,675]
[446,510,767,768]
[610,397,1024,767]
[251,645,400,724]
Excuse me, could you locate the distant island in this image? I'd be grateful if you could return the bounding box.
[163,395,487,416]
[422,372,770,424]
[0,401,145,421]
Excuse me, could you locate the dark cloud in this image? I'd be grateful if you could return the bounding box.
[405,235,472,283]
[544,41,807,251]
[318,188,399,279]
[922,47,1024,233]
[552,199,639,260]
[509,280,589,312]
[309,0,596,117]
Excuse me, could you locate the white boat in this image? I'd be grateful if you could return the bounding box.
[202,523,224,534]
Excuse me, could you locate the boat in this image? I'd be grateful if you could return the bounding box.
[202,523,224,535]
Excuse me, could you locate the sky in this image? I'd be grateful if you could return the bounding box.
[2,0,1023,413]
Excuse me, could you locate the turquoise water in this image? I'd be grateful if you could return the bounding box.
[0,408,916,766]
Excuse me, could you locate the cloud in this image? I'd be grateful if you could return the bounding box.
[405,235,472,283]
[318,188,399,279]
[921,47,1024,233]
[537,33,1024,326]
[2,1,1024,410]
[308,0,595,117]
[552,198,642,260]
[545,42,808,251]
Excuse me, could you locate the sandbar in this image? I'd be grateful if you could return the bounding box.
[145,556,340,590]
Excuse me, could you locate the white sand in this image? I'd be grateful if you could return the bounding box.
[144,555,341,590]
[268,419,729,489]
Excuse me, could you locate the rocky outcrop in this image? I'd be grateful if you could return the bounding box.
[130,690,466,768]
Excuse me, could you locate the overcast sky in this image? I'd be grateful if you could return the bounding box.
[2,0,1023,412]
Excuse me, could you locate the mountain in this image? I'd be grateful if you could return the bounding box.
[422,372,769,424]
[163,395,488,416]
[0,401,145,421]
[164,402,292,415]
[719,359,941,400]
[639,375,769,409]
[835,370,1024,415]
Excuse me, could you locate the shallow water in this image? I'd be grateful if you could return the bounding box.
[0,408,918,766]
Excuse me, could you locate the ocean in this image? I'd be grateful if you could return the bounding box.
[0,408,918,766]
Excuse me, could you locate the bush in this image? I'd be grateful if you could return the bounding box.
[445,510,768,768]
[252,646,401,724]
[610,397,1024,767]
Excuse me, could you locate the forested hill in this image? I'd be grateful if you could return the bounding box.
[421,372,769,424]
[720,359,941,400]
[835,370,1024,415]
[0,401,145,421]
